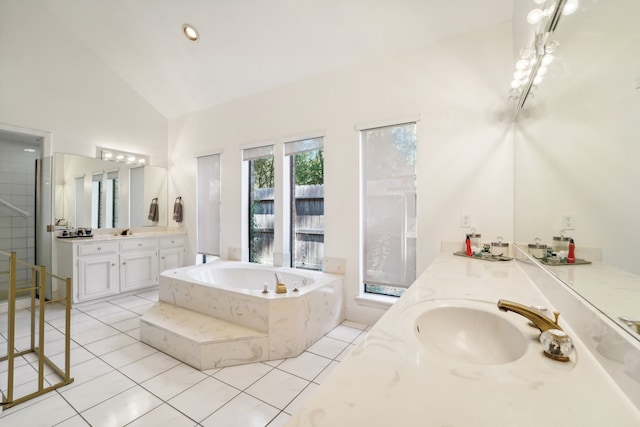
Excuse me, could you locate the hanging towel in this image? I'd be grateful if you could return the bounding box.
[147,198,159,222]
[173,196,183,222]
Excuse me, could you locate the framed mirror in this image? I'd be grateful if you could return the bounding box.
[514,0,640,339]
[54,152,167,229]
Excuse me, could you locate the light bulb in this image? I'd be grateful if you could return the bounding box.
[527,9,543,24]
[514,70,527,80]
[542,54,554,65]
[516,59,529,70]
[537,66,548,76]
[511,80,523,89]
[533,75,543,85]
[545,40,560,54]
[519,47,534,59]
[563,0,579,15]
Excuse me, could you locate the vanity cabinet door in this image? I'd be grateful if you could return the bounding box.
[159,247,184,272]
[77,253,119,301]
[158,236,185,273]
[119,250,158,292]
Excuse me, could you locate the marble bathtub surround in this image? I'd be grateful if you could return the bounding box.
[140,262,345,369]
[285,251,640,426]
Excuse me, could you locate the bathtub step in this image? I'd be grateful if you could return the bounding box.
[140,302,269,370]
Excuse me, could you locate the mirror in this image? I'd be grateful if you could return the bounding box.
[54,152,167,229]
[514,0,640,339]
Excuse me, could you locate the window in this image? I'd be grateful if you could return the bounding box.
[286,137,324,271]
[91,171,119,229]
[243,145,274,265]
[361,122,417,297]
[196,154,221,260]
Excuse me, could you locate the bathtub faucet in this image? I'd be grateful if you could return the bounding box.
[274,272,287,294]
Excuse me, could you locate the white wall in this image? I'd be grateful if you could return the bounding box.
[169,22,515,324]
[0,0,167,165]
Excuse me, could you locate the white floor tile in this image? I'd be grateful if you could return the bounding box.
[213,362,273,390]
[267,412,291,427]
[141,363,208,401]
[278,352,331,381]
[284,382,319,415]
[340,319,369,330]
[246,369,309,410]
[306,336,349,359]
[313,360,340,384]
[0,289,370,426]
[60,370,136,412]
[126,403,197,427]
[83,332,138,356]
[119,351,181,383]
[326,324,364,342]
[72,324,120,346]
[336,343,357,361]
[130,302,155,315]
[99,340,156,368]
[111,316,141,332]
[168,377,239,422]
[53,414,91,426]
[81,385,162,427]
[134,289,159,302]
[0,393,77,427]
[48,356,113,391]
[109,295,154,310]
[126,327,141,340]
[201,392,280,427]
[93,309,138,325]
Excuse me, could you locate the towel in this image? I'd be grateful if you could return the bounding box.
[173,196,183,222]
[147,198,159,222]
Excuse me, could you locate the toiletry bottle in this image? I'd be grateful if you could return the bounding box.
[567,238,576,264]
[465,234,472,256]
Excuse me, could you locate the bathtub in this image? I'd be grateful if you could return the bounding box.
[141,261,344,368]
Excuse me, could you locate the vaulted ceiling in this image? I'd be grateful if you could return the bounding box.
[38,0,513,119]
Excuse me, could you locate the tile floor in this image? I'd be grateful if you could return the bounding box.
[0,289,369,426]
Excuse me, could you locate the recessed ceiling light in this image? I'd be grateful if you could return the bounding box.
[182,24,199,42]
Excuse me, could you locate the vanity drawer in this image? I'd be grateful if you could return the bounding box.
[158,236,185,249]
[77,242,118,256]
[119,238,157,252]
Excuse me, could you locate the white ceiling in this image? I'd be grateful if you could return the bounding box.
[40,0,514,119]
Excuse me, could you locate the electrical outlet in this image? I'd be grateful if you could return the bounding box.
[460,214,471,228]
[562,214,575,230]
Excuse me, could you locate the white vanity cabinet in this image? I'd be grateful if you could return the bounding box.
[119,238,158,293]
[56,233,185,303]
[158,235,185,273]
[76,242,119,301]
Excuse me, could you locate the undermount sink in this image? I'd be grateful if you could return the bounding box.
[404,300,529,365]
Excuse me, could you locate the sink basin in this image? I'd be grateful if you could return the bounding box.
[405,300,528,365]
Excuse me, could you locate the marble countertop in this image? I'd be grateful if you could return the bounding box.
[55,230,185,242]
[286,253,640,426]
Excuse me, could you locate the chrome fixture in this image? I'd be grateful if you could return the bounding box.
[497,299,563,332]
[510,0,579,118]
[96,146,149,165]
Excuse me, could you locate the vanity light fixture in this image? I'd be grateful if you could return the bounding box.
[96,146,150,165]
[510,0,579,118]
[182,24,199,42]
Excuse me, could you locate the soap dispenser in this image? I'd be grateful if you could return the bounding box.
[567,239,576,264]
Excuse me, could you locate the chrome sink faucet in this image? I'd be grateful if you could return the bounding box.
[497,299,563,333]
